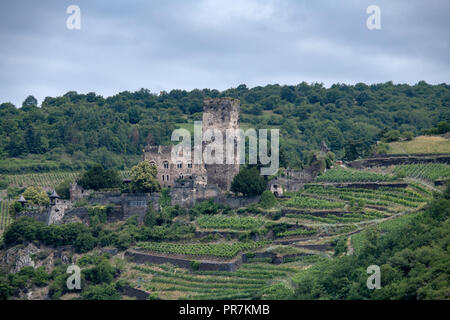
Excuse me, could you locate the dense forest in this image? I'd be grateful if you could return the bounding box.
[0,81,449,173]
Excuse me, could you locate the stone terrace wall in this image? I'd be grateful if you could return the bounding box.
[170,183,260,209]
[310,182,408,189]
[87,192,160,223]
[349,154,450,168]
[125,249,311,270]
[16,209,51,225]
[125,250,244,271]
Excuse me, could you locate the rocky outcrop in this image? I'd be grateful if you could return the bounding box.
[1,243,73,274]
[3,243,39,273]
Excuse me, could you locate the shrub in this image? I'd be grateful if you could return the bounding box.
[159,188,171,208]
[231,167,267,196]
[83,259,118,284]
[55,179,72,200]
[259,190,277,209]
[0,176,7,189]
[22,186,50,206]
[190,260,200,271]
[73,232,98,253]
[130,161,160,193]
[78,165,121,191]
[81,284,120,300]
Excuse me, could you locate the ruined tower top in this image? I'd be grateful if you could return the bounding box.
[202,98,240,191]
[143,98,241,191]
[203,98,240,130]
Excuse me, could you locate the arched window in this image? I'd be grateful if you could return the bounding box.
[177,162,182,169]
[163,161,169,169]
[187,161,192,169]
[149,161,156,166]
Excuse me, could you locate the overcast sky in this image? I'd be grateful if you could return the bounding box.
[0,0,449,107]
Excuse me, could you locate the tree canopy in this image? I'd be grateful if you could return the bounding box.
[231,167,267,196]
[77,165,121,190]
[130,161,160,193]
[0,82,448,173]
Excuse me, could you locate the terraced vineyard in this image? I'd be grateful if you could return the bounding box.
[284,195,345,209]
[316,167,395,182]
[0,200,12,233]
[393,163,450,181]
[284,210,385,224]
[135,241,270,258]
[196,215,266,230]
[5,172,80,189]
[128,262,300,299]
[303,185,429,209]
[3,170,131,189]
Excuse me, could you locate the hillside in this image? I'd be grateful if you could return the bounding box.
[0,157,448,300]
[293,187,450,300]
[1,82,449,174]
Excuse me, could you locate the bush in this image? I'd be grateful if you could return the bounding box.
[189,200,220,216]
[0,176,7,189]
[78,165,121,191]
[190,260,200,271]
[73,232,98,253]
[231,167,267,196]
[9,201,22,217]
[55,179,72,200]
[83,259,118,285]
[81,283,120,300]
[259,190,277,209]
[144,203,158,227]
[22,186,50,206]
[382,130,401,142]
[159,188,171,208]
[130,161,160,193]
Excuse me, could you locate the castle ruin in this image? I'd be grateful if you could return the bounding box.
[143,98,241,191]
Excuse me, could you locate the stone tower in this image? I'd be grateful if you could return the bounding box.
[202,98,240,191]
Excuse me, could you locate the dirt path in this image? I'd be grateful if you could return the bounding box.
[346,236,354,256]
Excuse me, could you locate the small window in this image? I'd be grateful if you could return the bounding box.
[166,175,169,181]
[177,162,182,169]
[162,175,165,181]
[163,161,169,169]
[149,161,156,167]
[187,162,192,169]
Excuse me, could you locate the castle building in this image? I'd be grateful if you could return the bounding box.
[143,98,241,191]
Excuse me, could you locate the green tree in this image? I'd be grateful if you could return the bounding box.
[231,167,267,196]
[78,165,121,190]
[130,161,160,193]
[259,190,277,209]
[22,186,50,206]
[22,95,38,108]
[55,179,71,200]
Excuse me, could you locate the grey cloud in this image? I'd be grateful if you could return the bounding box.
[0,0,448,107]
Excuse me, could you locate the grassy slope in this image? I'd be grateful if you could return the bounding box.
[387,136,450,154]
